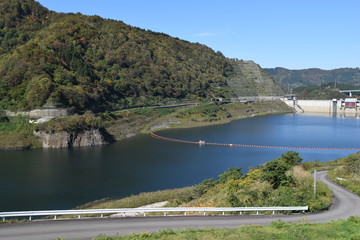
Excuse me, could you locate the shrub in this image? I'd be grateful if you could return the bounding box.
[0,115,9,123]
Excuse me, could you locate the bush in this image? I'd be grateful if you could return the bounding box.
[35,111,103,133]
[0,115,9,123]
[261,151,302,188]
[218,167,242,183]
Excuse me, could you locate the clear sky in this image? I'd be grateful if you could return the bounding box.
[36,0,359,70]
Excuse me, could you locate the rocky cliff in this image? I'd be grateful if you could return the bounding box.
[34,129,110,148]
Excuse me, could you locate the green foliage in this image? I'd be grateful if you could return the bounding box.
[81,151,330,216]
[261,151,302,188]
[193,178,217,197]
[0,115,9,122]
[345,155,360,175]
[0,116,32,133]
[175,103,230,122]
[184,152,330,212]
[218,167,242,183]
[35,111,102,133]
[0,0,234,110]
[25,76,54,108]
[293,83,350,100]
[328,152,360,196]
[0,116,40,148]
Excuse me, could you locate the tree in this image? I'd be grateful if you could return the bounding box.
[25,76,54,108]
[281,151,302,167]
[261,151,302,188]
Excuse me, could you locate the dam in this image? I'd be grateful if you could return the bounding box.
[282,98,360,115]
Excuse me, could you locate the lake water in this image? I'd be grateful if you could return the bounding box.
[1,113,359,212]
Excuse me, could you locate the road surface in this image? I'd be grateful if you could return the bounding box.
[1,171,360,240]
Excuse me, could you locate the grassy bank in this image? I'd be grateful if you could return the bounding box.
[105,101,293,140]
[300,151,360,197]
[93,216,360,240]
[0,116,41,149]
[79,152,331,214]
[326,152,360,196]
[77,187,196,210]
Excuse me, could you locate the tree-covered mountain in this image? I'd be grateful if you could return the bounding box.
[0,0,284,112]
[0,0,237,111]
[264,67,360,92]
[292,82,360,100]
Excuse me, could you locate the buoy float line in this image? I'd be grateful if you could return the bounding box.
[149,131,360,151]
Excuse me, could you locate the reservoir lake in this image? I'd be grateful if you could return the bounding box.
[1,113,360,212]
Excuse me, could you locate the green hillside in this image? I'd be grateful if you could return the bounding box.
[292,82,360,100]
[264,67,360,91]
[0,0,286,113]
[0,0,235,111]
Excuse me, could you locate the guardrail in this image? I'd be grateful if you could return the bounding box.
[0,206,308,221]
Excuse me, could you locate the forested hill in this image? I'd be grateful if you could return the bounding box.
[0,0,238,111]
[0,0,283,112]
[264,67,360,90]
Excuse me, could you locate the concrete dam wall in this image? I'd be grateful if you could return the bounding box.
[282,99,359,114]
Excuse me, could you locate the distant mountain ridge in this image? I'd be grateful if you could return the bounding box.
[0,0,283,111]
[264,67,360,90]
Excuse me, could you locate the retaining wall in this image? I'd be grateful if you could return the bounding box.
[5,108,69,118]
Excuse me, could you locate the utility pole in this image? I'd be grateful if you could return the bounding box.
[313,170,317,198]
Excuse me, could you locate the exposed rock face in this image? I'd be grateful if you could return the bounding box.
[34,129,109,148]
[149,119,181,131]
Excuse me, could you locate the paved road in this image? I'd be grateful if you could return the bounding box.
[1,171,360,240]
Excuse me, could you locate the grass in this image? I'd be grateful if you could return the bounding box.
[329,169,360,196]
[182,165,331,213]
[77,187,196,209]
[0,116,41,149]
[93,216,360,240]
[327,160,360,196]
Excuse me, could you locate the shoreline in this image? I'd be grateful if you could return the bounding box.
[130,101,295,137]
[0,101,294,150]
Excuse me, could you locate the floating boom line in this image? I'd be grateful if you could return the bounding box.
[150,132,360,151]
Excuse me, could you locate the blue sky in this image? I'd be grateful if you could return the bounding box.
[37,0,359,70]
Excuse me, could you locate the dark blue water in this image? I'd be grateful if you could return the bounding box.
[0,114,359,211]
